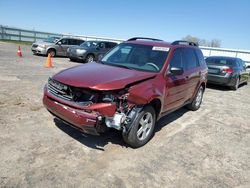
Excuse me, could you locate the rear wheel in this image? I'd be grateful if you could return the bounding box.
[231,77,239,90]
[47,49,56,57]
[122,106,156,148]
[187,86,204,111]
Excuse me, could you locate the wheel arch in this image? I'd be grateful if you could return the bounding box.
[46,48,56,55]
[148,98,162,120]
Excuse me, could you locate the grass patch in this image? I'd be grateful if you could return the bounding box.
[0,39,32,45]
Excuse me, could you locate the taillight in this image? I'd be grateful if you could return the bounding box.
[221,68,233,74]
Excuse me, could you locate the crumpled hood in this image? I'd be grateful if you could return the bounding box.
[52,62,156,90]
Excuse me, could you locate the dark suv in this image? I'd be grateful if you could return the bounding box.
[67,41,117,63]
[43,37,207,148]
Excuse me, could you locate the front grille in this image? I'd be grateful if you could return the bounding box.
[32,44,38,48]
[48,78,73,101]
[47,78,99,104]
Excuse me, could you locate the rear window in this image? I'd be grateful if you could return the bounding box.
[206,57,236,66]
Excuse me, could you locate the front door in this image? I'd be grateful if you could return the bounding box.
[56,38,70,56]
[163,48,189,112]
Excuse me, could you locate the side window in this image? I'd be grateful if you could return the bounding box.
[236,59,241,68]
[169,48,183,68]
[78,40,84,45]
[195,49,205,65]
[239,59,245,69]
[60,38,68,45]
[106,42,117,48]
[182,48,199,70]
[105,42,110,48]
[68,39,75,45]
[111,43,117,48]
[98,42,105,49]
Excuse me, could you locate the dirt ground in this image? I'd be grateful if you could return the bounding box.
[0,42,249,188]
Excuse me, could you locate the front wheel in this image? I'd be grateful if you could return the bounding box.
[122,106,156,148]
[47,49,56,57]
[85,54,94,63]
[187,86,204,111]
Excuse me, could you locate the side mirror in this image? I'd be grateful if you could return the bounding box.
[57,41,62,45]
[170,67,184,75]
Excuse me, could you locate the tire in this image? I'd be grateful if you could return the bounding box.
[245,77,249,85]
[47,49,56,57]
[122,106,156,148]
[187,86,204,111]
[231,77,239,90]
[85,54,94,63]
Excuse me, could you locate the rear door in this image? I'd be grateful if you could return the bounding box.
[182,48,201,100]
[164,48,189,111]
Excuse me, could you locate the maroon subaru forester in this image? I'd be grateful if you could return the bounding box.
[43,37,207,148]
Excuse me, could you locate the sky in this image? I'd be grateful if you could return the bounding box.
[0,0,250,50]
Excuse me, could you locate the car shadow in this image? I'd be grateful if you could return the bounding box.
[53,107,189,150]
[33,54,67,58]
[206,83,231,91]
[54,118,126,151]
[206,83,245,91]
[154,107,188,133]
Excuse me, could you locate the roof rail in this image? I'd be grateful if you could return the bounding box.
[127,37,163,42]
[171,40,198,47]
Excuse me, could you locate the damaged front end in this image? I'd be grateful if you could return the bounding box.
[44,77,144,135]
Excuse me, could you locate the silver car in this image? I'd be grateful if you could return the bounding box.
[31,37,85,57]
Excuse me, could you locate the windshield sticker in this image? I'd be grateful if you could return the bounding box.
[152,46,170,52]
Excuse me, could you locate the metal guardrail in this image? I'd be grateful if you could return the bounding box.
[0,25,123,43]
[0,25,250,62]
[0,25,63,42]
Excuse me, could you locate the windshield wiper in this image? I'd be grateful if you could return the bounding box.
[109,64,134,70]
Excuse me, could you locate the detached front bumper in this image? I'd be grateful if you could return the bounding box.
[43,85,117,135]
[43,94,100,135]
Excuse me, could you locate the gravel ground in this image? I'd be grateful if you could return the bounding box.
[0,42,249,188]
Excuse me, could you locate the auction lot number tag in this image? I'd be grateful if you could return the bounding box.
[152,46,170,52]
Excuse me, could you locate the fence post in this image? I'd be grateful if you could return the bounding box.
[18,30,21,41]
[0,25,3,40]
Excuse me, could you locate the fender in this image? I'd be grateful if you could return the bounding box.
[127,79,163,105]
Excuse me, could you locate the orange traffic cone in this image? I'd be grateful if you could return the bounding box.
[17,46,22,57]
[44,53,53,68]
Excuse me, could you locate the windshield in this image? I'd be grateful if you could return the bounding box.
[206,57,236,66]
[43,37,59,43]
[101,43,169,72]
[80,41,98,48]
